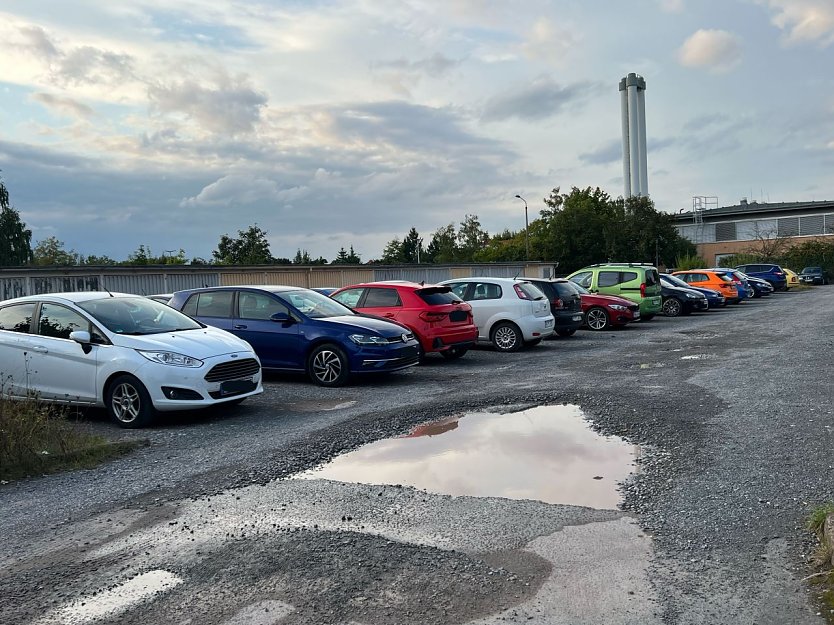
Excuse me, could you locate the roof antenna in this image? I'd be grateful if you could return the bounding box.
[419,280,425,286]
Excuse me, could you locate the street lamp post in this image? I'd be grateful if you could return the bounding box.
[515,194,529,260]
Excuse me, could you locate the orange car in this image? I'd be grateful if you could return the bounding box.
[672,270,740,304]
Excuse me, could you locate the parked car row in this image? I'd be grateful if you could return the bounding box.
[0,259,818,428]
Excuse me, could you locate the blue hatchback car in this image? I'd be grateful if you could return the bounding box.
[660,274,725,308]
[710,268,753,300]
[734,263,787,291]
[169,286,420,386]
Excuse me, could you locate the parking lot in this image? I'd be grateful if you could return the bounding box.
[2,287,832,624]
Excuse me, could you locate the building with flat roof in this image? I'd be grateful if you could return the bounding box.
[673,198,834,264]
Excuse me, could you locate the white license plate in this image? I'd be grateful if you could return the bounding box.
[572,315,582,321]
[633,311,640,318]
[545,319,553,327]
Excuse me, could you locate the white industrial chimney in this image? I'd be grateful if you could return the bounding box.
[619,73,648,198]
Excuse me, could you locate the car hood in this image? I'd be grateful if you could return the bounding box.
[314,314,410,337]
[109,327,254,358]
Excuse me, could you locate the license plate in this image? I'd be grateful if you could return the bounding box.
[572,315,582,321]
[220,379,256,395]
[633,311,640,318]
[545,319,553,327]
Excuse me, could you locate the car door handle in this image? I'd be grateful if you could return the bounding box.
[31,346,49,353]
[383,313,395,318]
[233,324,248,330]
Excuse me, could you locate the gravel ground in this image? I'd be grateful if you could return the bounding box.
[1,287,831,624]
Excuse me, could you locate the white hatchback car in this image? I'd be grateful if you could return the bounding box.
[438,278,555,351]
[0,292,263,428]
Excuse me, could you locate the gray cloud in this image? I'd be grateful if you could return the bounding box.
[373,53,459,78]
[148,75,267,135]
[31,93,95,119]
[579,140,622,165]
[482,78,598,123]
[18,25,59,59]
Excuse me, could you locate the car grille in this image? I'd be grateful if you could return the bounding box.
[449,310,469,322]
[204,358,260,382]
[386,332,414,344]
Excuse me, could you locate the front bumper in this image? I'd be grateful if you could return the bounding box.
[353,342,421,373]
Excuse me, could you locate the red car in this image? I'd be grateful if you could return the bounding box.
[331,281,478,359]
[564,281,640,330]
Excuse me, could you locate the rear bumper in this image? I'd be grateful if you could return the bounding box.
[553,310,584,331]
[420,326,479,353]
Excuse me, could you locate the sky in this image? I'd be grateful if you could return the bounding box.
[1,0,833,262]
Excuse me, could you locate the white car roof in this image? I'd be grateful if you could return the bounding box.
[2,292,139,306]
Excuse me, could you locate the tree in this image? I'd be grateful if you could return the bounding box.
[425,224,458,263]
[32,236,79,266]
[457,214,489,262]
[212,225,272,265]
[331,246,360,264]
[82,254,117,266]
[293,249,312,264]
[380,238,405,264]
[0,177,33,266]
[401,227,423,263]
[742,221,790,260]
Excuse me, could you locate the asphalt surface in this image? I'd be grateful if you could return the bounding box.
[1,287,832,624]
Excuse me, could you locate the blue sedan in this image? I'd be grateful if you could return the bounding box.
[169,286,420,386]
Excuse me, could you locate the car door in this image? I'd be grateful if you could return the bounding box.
[468,282,505,339]
[27,302,98,402]
[0,302,37,397]
[182,290,235,332]
[233,291,303,370]
[358,287,403,322]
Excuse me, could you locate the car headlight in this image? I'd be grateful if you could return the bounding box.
[138,350,203,367]
[349,334,389,345]
[609,304,628,311]
[685,292,700,299]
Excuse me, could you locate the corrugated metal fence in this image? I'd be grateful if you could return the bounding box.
[0,263,554,300]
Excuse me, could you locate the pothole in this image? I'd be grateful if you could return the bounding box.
[297,405,641,510]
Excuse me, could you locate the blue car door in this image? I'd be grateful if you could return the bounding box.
[182,290,235,333]
[233,291,303,370]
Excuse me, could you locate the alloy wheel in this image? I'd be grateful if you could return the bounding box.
[111,382,141,424]
[586,308,608,330]
[312,349,343,384]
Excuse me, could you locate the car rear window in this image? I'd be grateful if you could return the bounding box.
[516,282,544,300]
[551,282,576,298]
[416,287,462,305]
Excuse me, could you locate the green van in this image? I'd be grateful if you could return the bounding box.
[565,263,663,320]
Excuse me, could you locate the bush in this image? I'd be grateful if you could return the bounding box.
[0,396,139,480]
[674,253,708,271]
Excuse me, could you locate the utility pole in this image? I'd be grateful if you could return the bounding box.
[515,195,529,260]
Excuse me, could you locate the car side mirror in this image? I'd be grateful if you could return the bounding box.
[270,312,294,324]
[70,330,91,344]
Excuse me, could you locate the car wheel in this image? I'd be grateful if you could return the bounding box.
[584,307,609,331]
[440,346,468,360]
[307,344,350,387]
[557,329,577,337]
[107,374,156,428]
[491,322,522,352]
[662,298,683,317]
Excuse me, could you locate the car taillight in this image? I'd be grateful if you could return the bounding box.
[514,284,530,299]
[731,275,741,283]
[419,311,447,322]
[552,298,564,309]
[774,271,783,276]
[640,283,646,298]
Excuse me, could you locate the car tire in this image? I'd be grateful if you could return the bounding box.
[107,374,156,429]
[307,344,350,387]
[662,298,683,317]
[490,322,522,352]
[440,346,468,360]
[584,307,609,331]
[556,329,577,337]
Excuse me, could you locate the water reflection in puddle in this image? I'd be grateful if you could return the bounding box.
[299,405,639,509]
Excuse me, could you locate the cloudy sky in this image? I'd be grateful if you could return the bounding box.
[1,0,833,262]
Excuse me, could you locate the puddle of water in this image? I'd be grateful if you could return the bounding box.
[43,570,183,625]
[297,405,640,510]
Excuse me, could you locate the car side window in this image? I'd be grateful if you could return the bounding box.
[195,291,234,318]
[0,303,36,333]
[570,272,593,289]
[471,282,501,300]
[182,294,198,317]
[598,271,620,287]
[237,292,288,320]
[363,288,402,307]
[447,283,470,300]
[37,303,90,340]
[332,289,364,308]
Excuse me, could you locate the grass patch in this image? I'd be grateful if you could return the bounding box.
[0,396,145,482]
[806,503,834,623]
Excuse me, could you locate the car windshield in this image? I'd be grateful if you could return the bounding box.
[662,274,690,288]
[802,267,822,274]
[281,289,354,318]
[79,297,202,335]
[564,281,589,295]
